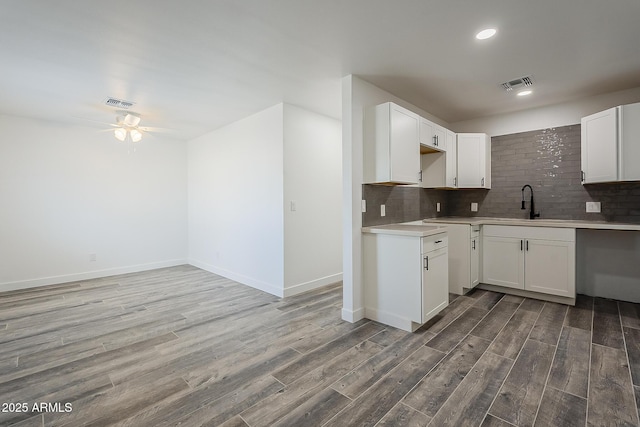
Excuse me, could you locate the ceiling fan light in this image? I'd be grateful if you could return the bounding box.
[114,127,127,141]
[123,114,141,127]
[476,28,497,40]
[130,129,143,142]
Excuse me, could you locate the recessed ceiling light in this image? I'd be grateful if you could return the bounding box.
[476,28,497,40]
[517,90,533,97]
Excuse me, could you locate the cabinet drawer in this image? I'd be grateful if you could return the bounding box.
[422,234,448,253]
[471,225,481,238]
[483,225,575,242]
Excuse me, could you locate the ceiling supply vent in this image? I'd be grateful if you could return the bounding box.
[500,75,534,91]
[103,97,135,109]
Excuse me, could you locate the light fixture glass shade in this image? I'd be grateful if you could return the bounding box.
[517,90,533,96]
[114,127,127,141]
[476,28,497,40]
[130,129,143,142]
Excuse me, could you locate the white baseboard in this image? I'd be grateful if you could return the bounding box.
[341,306,365,323]
[0,259,188,293]
[283,273,342,297]
[188,259,284,298]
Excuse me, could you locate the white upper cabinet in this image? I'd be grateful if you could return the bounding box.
[457,133,491,189]
[420,129,457,189]
[419,117,446,152]
[364,102,420,185]
[581,102,640,184]
[445,130,458,188]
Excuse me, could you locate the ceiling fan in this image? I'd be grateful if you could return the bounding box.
[112,112,145,143]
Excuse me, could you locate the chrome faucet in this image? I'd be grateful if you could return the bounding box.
[521,184,540,220]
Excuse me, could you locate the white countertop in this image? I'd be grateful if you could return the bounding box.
[362,223,448,237]
[421,216,640,231]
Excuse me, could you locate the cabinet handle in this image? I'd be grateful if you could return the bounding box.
[419,170,422,182]
[424,256,429,270]
[581,171,585,182]
[454,177,457,186]
[435,240,442,244]
[433,135,437,146]
[481,177,485,187]
[472,240,476,250]
[526,240,529,251]
[521,240,523,251]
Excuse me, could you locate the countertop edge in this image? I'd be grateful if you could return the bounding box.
[362,226,448,237]
[420,217,640,231]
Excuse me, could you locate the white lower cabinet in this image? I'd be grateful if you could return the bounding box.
[422,245,448,322]
[422,223,480,295]
[482,225,575,298]
[363,232,449,332]
[470,231,480,288]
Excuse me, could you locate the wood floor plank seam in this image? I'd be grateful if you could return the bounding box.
[416,336,495,424]
[481,413,518,426]
[585,294,595,427]
[545,384,589,402]
[619,308,640,426]
[394,397,432,420]
[320,346,445,427]
[485,299,547,425]
[403,297,514,423]
[530,301,570,427]
[405,295,509,419]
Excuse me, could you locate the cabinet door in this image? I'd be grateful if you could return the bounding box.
[524,239,575,297]
[419,118,436,150]
[390,105,420,184]
[482,236,524,289]
[457,134,485,188]
[422,247,449,323]
[619,103,640,180]
[581,107,617,183]
[433,125,446,151]
[470,237,480,288]
[445,130,457,188]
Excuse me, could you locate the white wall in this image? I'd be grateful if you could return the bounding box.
[452,86,640,136]
[188,104,285,296]
[342,75,450,322]
[0,115,188,291]
[283,104,342,295]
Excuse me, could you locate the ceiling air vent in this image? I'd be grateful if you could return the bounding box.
[103,97,135,109]
[500,75,534,91]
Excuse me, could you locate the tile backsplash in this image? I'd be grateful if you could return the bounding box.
[363,124,640,226]
[362,186,447,226]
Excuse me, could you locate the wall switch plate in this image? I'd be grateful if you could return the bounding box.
[89,253,97,262]
[361,200,366,213]
[381,204,386,217]
[586,201,601,213]
[290,201,296,212]
[436,202,441,212]
[471,202,478,212]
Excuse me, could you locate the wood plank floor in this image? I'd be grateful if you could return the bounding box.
[2,265,640,426]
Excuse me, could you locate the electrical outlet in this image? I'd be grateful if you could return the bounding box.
[436,202,441,212]
[381,204,386,217]
[471,203,478,212]
[361,200,366,213]
[586,201,601,213]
